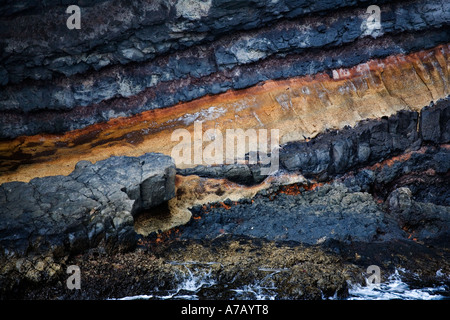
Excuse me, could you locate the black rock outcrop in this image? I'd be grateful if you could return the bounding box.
[0,152,175,258]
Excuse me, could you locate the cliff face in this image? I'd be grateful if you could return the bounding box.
[1,0,449,139]
[0,0,449,299]
[1,45,449,183]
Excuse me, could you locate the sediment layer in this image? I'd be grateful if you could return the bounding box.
[0,0,449,300]
[1,0,449,140]
[1,45,449,184]
[1,98,448,285]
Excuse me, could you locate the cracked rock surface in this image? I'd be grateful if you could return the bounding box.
[0,152,175,258]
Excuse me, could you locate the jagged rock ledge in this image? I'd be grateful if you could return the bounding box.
[0,153,175,293]
[0,99,449,298]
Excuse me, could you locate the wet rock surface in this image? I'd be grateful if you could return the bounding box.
[9,235,450,300]
[1,98,449,299]
[8,236,361,300]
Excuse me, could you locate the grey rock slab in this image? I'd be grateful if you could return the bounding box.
[0,153,176,257]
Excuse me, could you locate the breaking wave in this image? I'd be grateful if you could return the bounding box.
[115,266,449,300]
[348,269,449,300]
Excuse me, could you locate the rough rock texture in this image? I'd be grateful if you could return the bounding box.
[1,0,447,86]
[12,237,364,300]
[280,97,450,179]
[176,163,268,186]
[176,97,449,183]
[0,0,449,139]
[0,0,449,300]
[0,152,175,255]
[185,183,396,244]
[177,146,449,245]
[1,45,449,184]
[1,79,449,300]
[0,153,175,293]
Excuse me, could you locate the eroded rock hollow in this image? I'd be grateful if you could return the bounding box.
[0,0,449,300]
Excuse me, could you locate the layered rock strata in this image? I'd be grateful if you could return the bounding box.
[0,0,449,300]
[0,153,175,289]
[1,0,449,139]
[138,98,450,240]
[1,45,449,183]
[1,96,448,298]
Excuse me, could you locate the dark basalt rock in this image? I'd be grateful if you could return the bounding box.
[0,152,175,258]
[0,0,449,138]
[176,145,449,245]
[176,162,268,186]
[185,183,399,244]
[0,0,394,84]
[181,97,449,184]
[420,99,450,143]
[171,99,450,245]
[280,97,449,179]
[1,0,447,85]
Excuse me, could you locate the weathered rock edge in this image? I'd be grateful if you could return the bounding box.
[179,96,450,184]
[0,152,176,259]
[1,0,449,138]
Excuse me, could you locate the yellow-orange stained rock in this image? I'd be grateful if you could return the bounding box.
[0,44,448,184]
[134,173,307,236]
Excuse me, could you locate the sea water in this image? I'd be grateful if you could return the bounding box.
[115,267,449,300]
[347,268,449,300]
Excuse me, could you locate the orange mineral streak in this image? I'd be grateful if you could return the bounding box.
[134,173,307,236]
[366,146,432,171]
[278,181,325,196]
[0,44,449,184]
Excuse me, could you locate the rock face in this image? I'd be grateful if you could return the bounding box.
[0,0,449,300]
[177,144,450,245]
[280,97,450,179]
[0,153,175,292]
[176,97,449,183]
[0,152,175,255]
[0,0,449,139]
[1,45,449,184]
[1,0,447,86]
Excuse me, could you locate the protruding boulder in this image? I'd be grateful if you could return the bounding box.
[0,153,176,258]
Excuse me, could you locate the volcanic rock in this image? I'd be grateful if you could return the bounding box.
[0,152,175,293]
[0,0,449,300]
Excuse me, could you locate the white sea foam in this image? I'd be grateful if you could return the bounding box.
[115,265,216,300]
[115,267,448,300]
[348,269,449,300]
